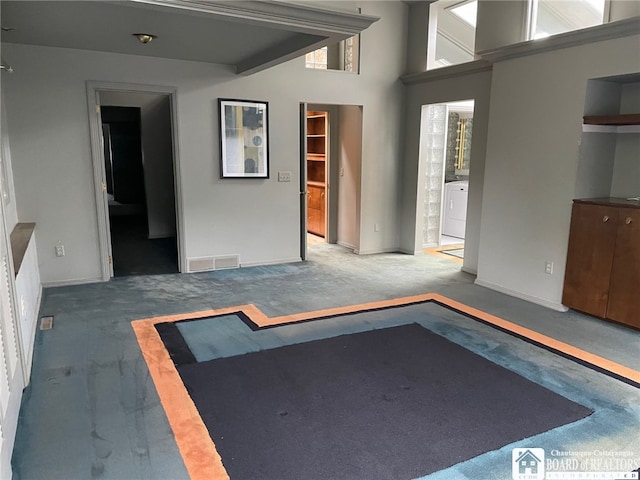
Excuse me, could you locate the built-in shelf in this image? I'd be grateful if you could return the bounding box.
[583,113,640,126]
[306,111,328,237]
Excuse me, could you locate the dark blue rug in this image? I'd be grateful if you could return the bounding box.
[156,321,592,480]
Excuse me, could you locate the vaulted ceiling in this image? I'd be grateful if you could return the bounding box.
[0,0,379,75]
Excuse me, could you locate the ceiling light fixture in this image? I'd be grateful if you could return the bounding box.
[133,33,156,44]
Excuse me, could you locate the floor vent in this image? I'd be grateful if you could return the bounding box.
[40,316,54,330]
[187,255,240,273]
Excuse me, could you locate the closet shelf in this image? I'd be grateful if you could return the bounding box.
[583,113,640,126]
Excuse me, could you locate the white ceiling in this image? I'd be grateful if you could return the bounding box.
[0,0,379,75]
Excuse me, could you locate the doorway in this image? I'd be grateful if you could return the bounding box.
[101,104,177,276]
[87,83,183,279]
[419,100,474,256]
[300,104,363,259]
[305,109,329,245]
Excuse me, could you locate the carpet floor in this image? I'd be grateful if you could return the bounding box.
[131,294,637,480]
[163,321,591,480]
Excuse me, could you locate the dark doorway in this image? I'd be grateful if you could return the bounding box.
[101,106,178,276]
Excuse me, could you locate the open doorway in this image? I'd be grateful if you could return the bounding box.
[97,90,179,277]
[300,104,362,259]
[305,109,329,245]
[419,99,474,259]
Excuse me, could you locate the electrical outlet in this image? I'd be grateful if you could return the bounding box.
[278,171,292,182]
[55,244,65,257]
[545,261,553,275]
[374,223,380,232]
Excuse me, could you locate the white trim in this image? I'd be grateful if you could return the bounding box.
[354,247,401,255]
[240,256,301,268]
[41,277,102,288]
[583,124,640,133]
[477,16,640,63]
[86,84,111,281]
[337,240,356,251]
[401,60,493,86]
[128,0,380,35]
[86,81,186,278]
[474,278,569,312]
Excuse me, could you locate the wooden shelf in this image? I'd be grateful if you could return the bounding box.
[583,113,640,126]
[306,111,328,237]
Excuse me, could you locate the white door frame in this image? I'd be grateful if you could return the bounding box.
[86,81,185,280]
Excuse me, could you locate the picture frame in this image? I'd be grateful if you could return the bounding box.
[218,98,269,178]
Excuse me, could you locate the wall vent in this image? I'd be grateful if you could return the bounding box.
[187,255,240,273]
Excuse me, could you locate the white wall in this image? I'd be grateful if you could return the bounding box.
[337,105,363,249]
[611,82,640,197]
[475,0,528,53]
[0,90,18,231]
[476,34,640,310]
[3,1,407,285]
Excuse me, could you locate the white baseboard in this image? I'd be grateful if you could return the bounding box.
[474,278,569,312]
[354,247,401,255]
[240,257,301,268]
[337,241,356,251]
[461,266,477,275]
[42,277,103,288]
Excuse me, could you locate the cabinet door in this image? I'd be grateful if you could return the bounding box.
[308,209,320,235]
[562,203,618,318]
[308,186,321,210]
[607,208,640,327]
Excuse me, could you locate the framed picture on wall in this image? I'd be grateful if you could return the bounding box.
[218,98,269,178]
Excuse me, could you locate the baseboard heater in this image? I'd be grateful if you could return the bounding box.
[187,255,240,273]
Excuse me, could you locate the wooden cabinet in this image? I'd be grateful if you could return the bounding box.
[307,184,325,236]
[306,111,327,237]
[562,198,640,328]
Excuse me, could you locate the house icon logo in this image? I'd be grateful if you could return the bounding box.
[512,448,545,479]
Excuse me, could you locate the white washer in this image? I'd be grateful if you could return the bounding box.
[442,181,468,239]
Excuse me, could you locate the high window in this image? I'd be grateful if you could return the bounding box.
[426,0,609,71]
[529,0,607,39]
[427,0,477,70]
[305,35,360,73]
